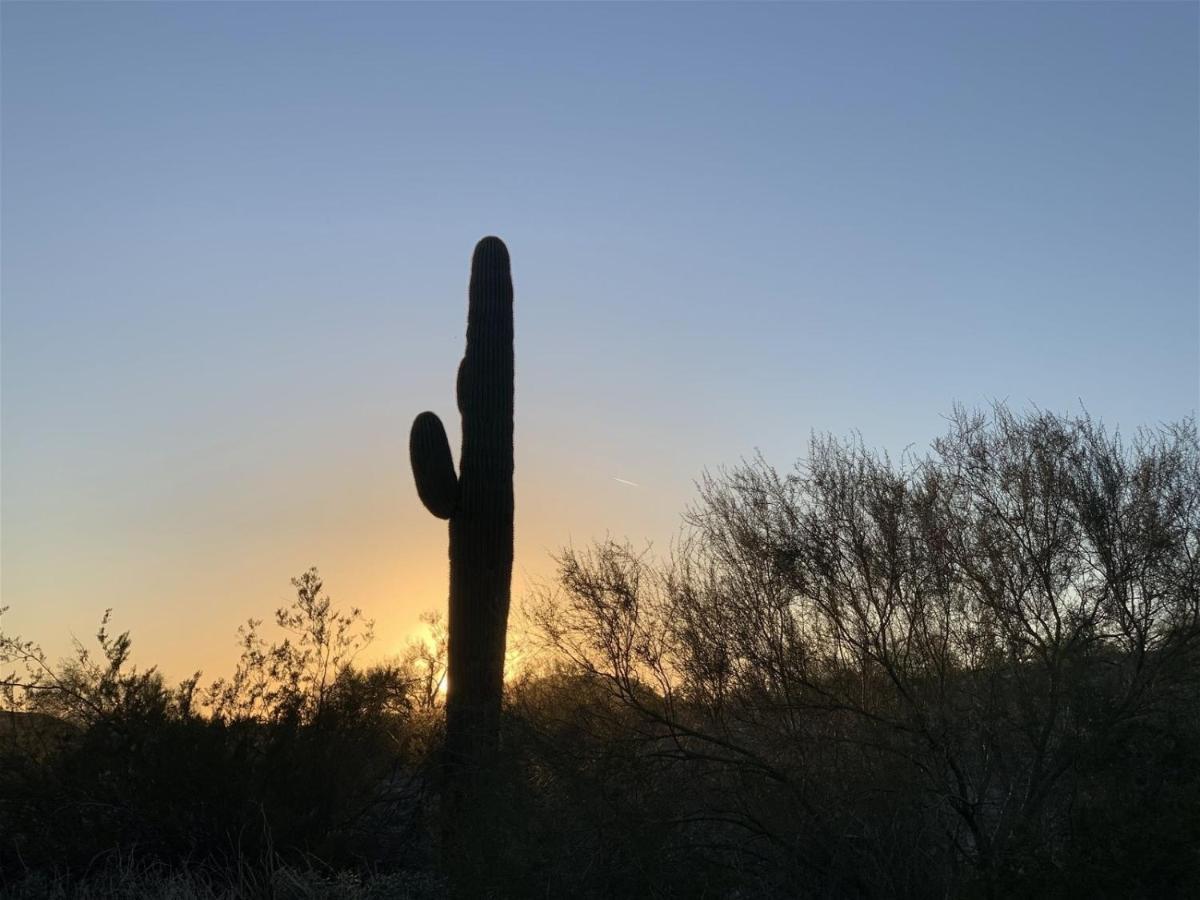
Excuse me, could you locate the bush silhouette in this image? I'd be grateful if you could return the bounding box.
[2,406,1198,898]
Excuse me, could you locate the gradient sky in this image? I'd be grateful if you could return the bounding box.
[3,2,1197,680]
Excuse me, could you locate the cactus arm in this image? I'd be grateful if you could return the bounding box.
[410,410,459,519]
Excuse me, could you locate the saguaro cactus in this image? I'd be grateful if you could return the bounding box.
[410,236,514,850]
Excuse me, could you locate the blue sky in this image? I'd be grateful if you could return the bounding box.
[3,2,1197,675]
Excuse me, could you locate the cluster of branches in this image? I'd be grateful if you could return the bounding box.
[529,406,1200,897]
[2,569,448,729]
[0,570,449,885]
[2,405,1196,897]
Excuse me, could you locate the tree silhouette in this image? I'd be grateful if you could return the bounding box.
[531,406,1200,896]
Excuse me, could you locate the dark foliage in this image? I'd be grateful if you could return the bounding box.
[0,573,442,893]
[2,407,1197,898]
[523,406,1200,898]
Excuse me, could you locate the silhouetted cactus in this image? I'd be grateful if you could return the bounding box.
[410,236,513,868]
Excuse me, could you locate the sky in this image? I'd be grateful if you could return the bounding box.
[3,2,1197,681]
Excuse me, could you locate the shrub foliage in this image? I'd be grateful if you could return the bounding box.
[3,407,1197,898]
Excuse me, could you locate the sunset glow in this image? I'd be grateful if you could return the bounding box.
[3,1,1196,693]
[2,3,1197,895]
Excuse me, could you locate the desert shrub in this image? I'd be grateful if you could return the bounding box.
[0,573,442,888]
[528,407,1200,898]
[3,407,1197,898]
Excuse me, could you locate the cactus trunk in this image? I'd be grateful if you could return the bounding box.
[409,236,514,876]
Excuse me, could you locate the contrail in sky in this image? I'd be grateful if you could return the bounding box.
[612,477,640,487]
